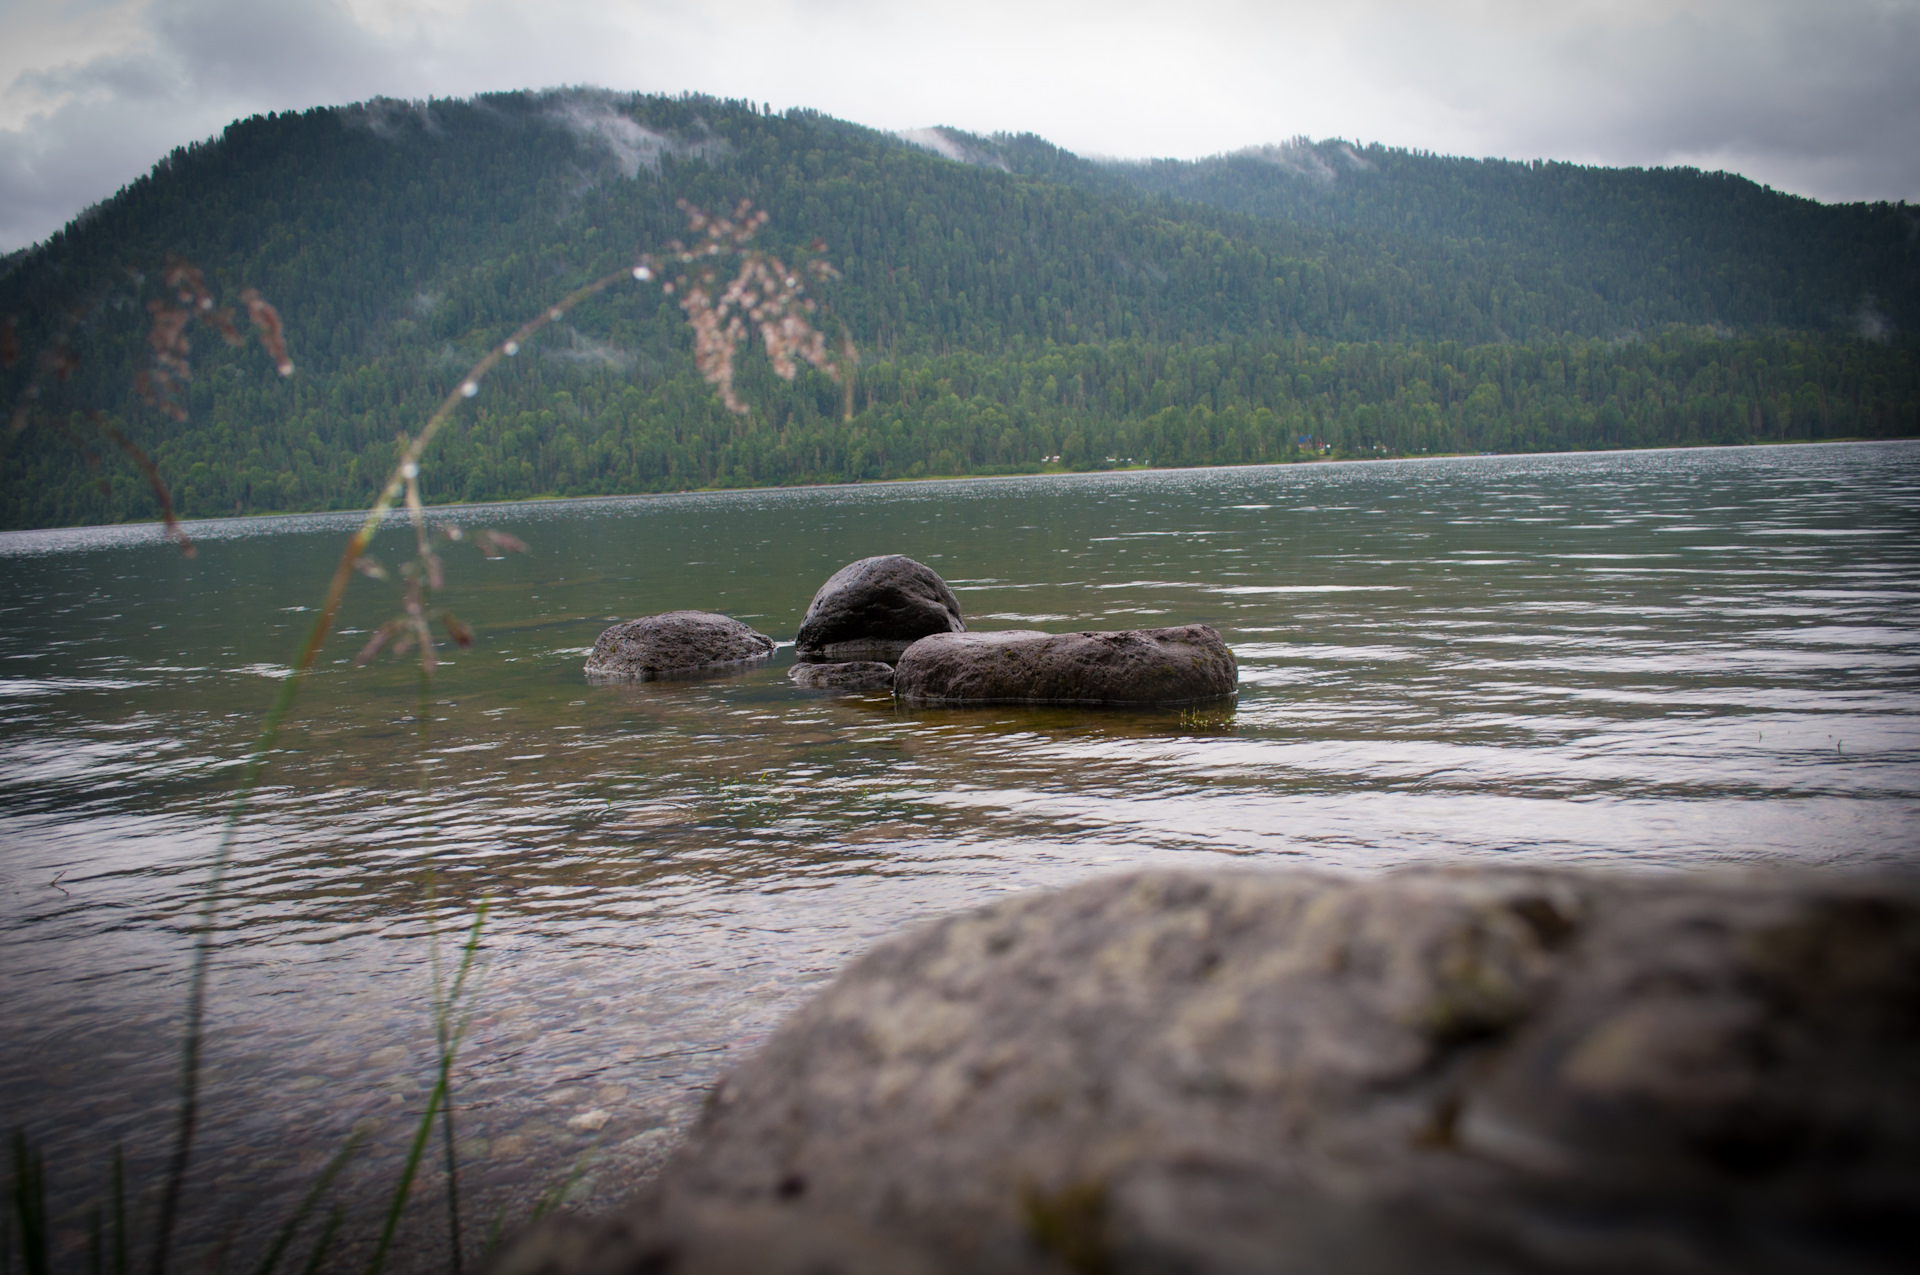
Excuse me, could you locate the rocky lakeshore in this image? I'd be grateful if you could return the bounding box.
[546,553,1920,1272]
[493,864,1920,1274]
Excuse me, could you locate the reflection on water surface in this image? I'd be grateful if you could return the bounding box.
[3,443,1918,1267]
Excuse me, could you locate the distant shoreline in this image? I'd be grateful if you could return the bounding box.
[2,435,1910,540]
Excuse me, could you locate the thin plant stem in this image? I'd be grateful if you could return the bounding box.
[364,902,489,1275]
[148,225,813,1272]
[293,1209,340,1275]
[147,662,302,1275]
[527,1154,593,1226]
[421,875,465,1275]
[366,1049,445,1272]
[8,1131,48,1275]
[293,266,634,689]
[415,655,434,794]
[480,1206,509,1263]
[111,1147,126,1275]
[432,909,465,1275]
[148,264,631,1275]
[245,1134,362,1275]
[438,1069,463,1275]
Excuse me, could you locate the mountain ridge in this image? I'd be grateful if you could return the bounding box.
[1,89,1914,529]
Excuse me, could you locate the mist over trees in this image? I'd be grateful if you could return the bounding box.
[2,91,1915,528]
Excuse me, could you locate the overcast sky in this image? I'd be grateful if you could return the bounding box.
[3,0,1917,252]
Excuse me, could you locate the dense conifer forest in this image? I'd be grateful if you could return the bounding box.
[1,90,1915,528]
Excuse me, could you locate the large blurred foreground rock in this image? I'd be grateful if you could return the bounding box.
[895,624,1237,705]
[493,866,1920,1275]
[584,611,775,681]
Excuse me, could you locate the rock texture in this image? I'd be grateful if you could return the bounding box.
[794,556,965,663]
[788,661,897,691]
[492,866,1920,1275]
[894,624,1237,705]
[584,611,775,681]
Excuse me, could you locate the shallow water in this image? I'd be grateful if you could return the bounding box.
[3,443,1918,1267]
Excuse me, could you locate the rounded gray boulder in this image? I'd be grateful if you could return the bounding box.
[794,556,965,663]
[493,865,1920,1275]
[893,624,1237,705]
[584,611,775,681]
[789,661,896,691]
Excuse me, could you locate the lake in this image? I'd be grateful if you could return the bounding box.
[3,442,1918,1268]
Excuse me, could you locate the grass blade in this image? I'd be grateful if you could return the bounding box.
[8,1131,48,1275]
[431,890,488,1275]
[438,1080,462,1275]
[247,1133,363,1275]
[294,1209,340,1275]
[528,1153,594,1227]
[480,1206,509,1263]
[111,1147,126,1275]
[152,261,627,1275]
[365,1084,442,1275]
[364,901,489,1275]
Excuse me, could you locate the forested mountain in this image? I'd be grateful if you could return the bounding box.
[1,90,1915,528]
[1115,141,1918,337]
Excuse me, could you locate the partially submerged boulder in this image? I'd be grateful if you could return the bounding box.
[584,611,775,681]
[492,865,1920,1275]
[893,624,1237,705]
[794,556,965,663]
[789,661,896,691]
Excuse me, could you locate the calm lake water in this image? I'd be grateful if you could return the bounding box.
[4,442,1919,1267]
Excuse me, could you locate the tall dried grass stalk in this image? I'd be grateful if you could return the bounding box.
[145,264,621,1273]
[15,197,848,1275]
[149,221,761,1267]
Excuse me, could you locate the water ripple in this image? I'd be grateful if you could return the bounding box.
[2,442,1918,1265]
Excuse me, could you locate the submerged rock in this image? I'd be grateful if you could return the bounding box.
[584,611,775,681]
[492,865,1920,1274]
[789,661,896,691]
[893,624,1236,705]
[794,556,965,663]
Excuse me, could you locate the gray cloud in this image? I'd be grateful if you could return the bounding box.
[0,0,405,249]
[1359,0,1920,199]
[1,0,1915,253]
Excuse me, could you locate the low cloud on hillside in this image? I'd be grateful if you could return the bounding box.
[2,0,1916,252]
